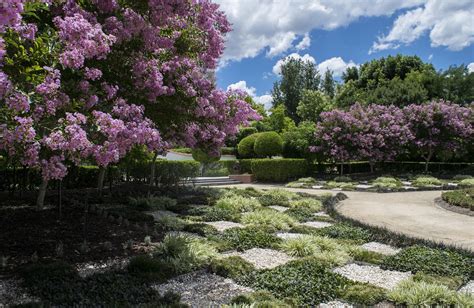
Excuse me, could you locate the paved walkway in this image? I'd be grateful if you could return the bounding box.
[217,183,474,252]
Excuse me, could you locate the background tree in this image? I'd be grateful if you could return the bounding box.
[296,90,333,122]
[282,121,317,160]
[272,57,320,122]
[321,70,335,99]
[262,105,295,133]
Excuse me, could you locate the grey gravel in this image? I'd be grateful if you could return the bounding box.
[268,205,288,212]
[360,242,401,256]
[312,185,324,189]
[76,258,129,278]
[0,277,40,306]
[459,280,474,295]
[154,271,253,307]
[301,221,333,229]
[203,221,244,232]
[275,232,306,240]
[319,301,353,308]
[146,210,178,221]
[314,212,330,217]
[223,248,294,269]
[355,184,373,189]
[333,263,411,290]
[166,231,204,239]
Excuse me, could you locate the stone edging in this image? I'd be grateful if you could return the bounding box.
[434,197,474,217]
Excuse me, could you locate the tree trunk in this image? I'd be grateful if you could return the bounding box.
[340,163,344,175]
[97,167,106,195]
[36,179,48,210]
[149,152,158,186]
[369,162,375,173]
[424,150,433,173]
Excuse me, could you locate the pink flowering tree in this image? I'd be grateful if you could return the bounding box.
[404,101,474,171]
[1,1,259,208]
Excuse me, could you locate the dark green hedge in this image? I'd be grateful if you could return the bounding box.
[251,159,308,182]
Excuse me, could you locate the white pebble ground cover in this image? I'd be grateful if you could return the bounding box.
[360,242,401,256]
[301,221,334,229]
[459,281,474,295]
[202,221,244,232]
[223,248,295,269]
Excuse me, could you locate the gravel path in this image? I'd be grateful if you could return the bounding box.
[0,277,40,306]
[154,271,252,307]
[360,242,401,256]
[333,263,412,290]
[224,248,294,269]
[459,280,474,295]
[202,221,244,232]
[301,221,333,229]
[268,205,288,212]
[319,301,353,307]
[76,258,129,278]
[215,184,474,251]
[146,210,178,221]
[275,232,306,240]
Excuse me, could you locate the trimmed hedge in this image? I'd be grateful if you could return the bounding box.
[251,159,308,182]
[154,160,200,186]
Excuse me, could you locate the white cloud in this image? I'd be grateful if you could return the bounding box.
[216,0,426,63]
[370,0,474,53]
[317,57,358,77]
[428,54,433,60]
[468,63,474,73]
[272,53,316,75]
[296,34,311,50]
[227,80,273,110]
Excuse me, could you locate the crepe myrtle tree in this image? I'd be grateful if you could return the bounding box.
[404,101,474,172]
[0,0,259,208]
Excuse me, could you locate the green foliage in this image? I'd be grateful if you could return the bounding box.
[251,159,308,182]
[241,209,297,231]
[282,121,317,159]
[128,196,177,211]
[154,216,187,232]
[339,284,387,306]
[316,224,372,244]
[238,133,261,158]
[388,280,474,306]
[220,227,282,251]
[215,194,262,212]
[289,198,322,212]
[459,178,474,187]
[372,176,402,189]
[279,235,320,257]
[333,176,352,182]
[382,246,473,280]
[209,256,255,279]
[323,181,355,190]
[412,176,442,187]
[182,223,219,237]
[155,160,200,187]
[349,247,386,265]
[261,104,296,133]
[296,90,333,122]
[230,290,295,308]
[442,188,474,210]
[412,272,464,290]
[258,188,299,206]
[254,132,283,158]
[453,174,473,181]
[238,258,350,306]
[192,148,221,164]
[322,70,336,99]
[201,206,241,222]
[285,207,315,222]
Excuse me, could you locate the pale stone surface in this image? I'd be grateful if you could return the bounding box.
[202,221,244,232]
[312,185,324,189]
[459,280,474,295]
[268,205,288,212]
[224,248,294,269]
[360,242,401,256]
[319,301,354,308]
[314,212,330,217]
[333,263,411,290]
[301,221,333,229]
[356,184,374,189]
[275,232,306,240]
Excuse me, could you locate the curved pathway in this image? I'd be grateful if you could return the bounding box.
[217,183,474,252]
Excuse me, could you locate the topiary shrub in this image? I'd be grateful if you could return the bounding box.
[253,131,283,158]
[220,226,282,251]
[381,246,473,281]
[238,133,261,158]
[209,256,255,279]
[251,159,308,182]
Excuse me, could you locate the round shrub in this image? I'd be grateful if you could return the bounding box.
[237,133,261,158]
[254,131,283,158]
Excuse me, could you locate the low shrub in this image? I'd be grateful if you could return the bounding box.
[154,216,187,231]
[241,209,297,230]
[215,195,261,212]
[230,290,295,307]
[209,256,255,279]
[220,227,282,251]
[372,176,402,189]
[323,181,355,190]
[254,131,283,158]
[334,176,352,182]
[288,198,322,212]
[238,258,350,306]
[412,176,442,187]
[129,196,177,211]
[412,272,464,290]
[459,178,474,187]
[201,206,241,222]
[316,223,371,244]
[285,207,315,222]
[441,189,474,210]
[155,160,200,187]
[453,174,473,181]
[258,189,299,207]
[381,246,473,281]
[251,159,308,182]
[339,283,387,306]
[388,280,474,306]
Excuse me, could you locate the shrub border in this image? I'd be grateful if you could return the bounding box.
[434,197,474,217]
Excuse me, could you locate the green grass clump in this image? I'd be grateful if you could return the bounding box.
[372,176,402,189]
[382,246,473,281]
[279,235,320,257]
[154,215,187,231]
[348,247,386,265]
[288,198,322,212]
[333,176,352,182]
[316,223,371,244]
[209,256,255,279]
[324,181,355,190]
[285,207,315,222]
[388,280,474,306]
[442,188,474,210]
[412,176,442,187]
[215,195,261,212]
[258,189,300,206]
[201,206,241,222]
[238,258,350,306]
[220,227,282,251]
[229,290,295,308]
[241,209,297,230]
[182,223,219,236]
[412,272,464,290]
[459,178,474,188]
[128,196,177,211]
[339,283,387,306]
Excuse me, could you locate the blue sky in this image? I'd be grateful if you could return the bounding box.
[214,0,474,109]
